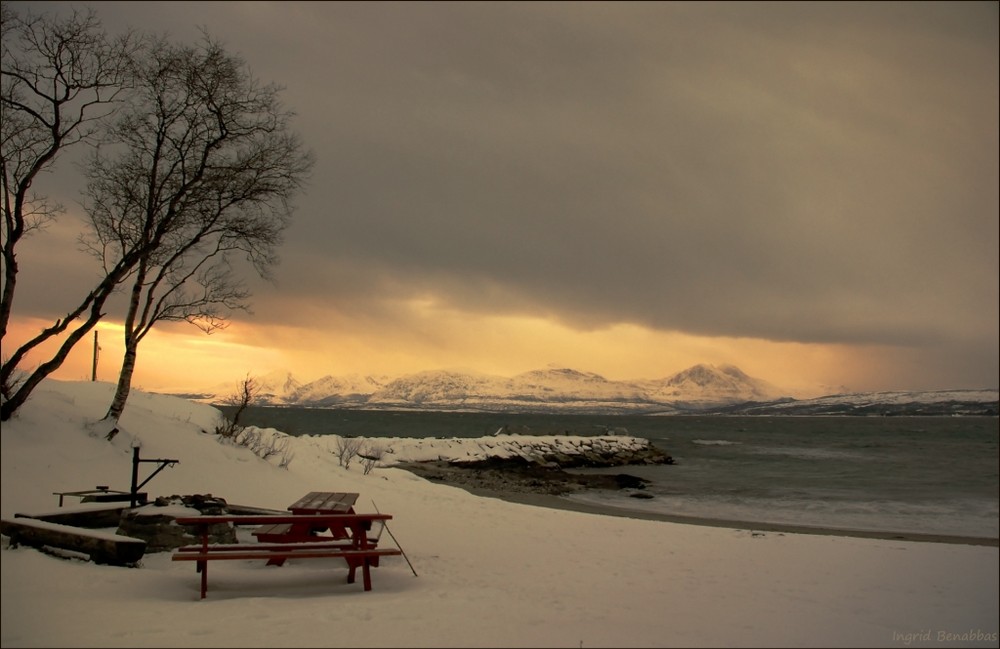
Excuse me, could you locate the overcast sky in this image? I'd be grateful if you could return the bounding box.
[6,1,998,395]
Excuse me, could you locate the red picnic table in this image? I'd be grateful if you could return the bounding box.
[172,491,400,598]
[253,491,362,544]
[289,491,359,515]
[172,512,399,597]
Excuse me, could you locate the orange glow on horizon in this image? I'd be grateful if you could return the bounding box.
[4,310,905,398]
[4,318,288,392]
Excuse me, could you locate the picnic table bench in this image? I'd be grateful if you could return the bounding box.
[172,512,401,598]
[0,517,146,566]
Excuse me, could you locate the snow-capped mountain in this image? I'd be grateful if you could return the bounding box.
[185,369,303,404]
[286,373,388,406]
[509,368,649,402]
[171,363,998,416]
[178,363,782,413]
[368,370,501,406]
[639,363,782,406]
[366,367,659,413]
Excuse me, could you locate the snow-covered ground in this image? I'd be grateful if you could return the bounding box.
[2,380,997,648]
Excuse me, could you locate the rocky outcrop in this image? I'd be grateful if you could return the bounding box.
[397,435,673,498]
[448,435,673,469]
[396,456,661,497]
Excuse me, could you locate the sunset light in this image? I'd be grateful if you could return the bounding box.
[3,0,996,399]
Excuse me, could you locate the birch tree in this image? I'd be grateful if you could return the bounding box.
[1,6,137,416]
[83,35,313,431]
[0,8,312,424]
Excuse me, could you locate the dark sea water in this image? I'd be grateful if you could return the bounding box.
[218,406,999,539]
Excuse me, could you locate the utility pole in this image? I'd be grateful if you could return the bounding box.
[91,331,100,381]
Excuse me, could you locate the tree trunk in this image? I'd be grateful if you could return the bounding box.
[103,260,147,434]
[0,305,104,421]
[1,257,130,411]
[0,243,17,342]
[103,339,138,435]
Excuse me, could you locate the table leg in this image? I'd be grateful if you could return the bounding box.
[362,558,372,591]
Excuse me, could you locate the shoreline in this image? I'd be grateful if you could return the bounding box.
[477,488,1000,547]
[395,461,999,548]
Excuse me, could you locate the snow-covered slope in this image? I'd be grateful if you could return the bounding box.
[4,380,996,648]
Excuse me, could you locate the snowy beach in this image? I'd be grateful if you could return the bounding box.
[2,380,998,648]
[221,405,1000,541]
[400,463,999,548]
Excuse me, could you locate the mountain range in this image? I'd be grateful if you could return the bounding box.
[172,363,999,416]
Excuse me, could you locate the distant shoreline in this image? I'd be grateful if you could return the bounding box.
[478,489,1000,547]
[393,461,999,548]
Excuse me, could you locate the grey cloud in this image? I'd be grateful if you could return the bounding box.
[8,1,998,388]
[264,3,997,344]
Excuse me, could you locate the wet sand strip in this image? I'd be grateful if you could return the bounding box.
[478,489,999,547]
[396,461,999,548]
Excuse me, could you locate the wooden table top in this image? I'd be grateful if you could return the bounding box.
[287,491,360,513]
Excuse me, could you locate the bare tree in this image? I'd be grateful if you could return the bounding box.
[0,14,312,424]
[233,427,295,468]
[333,436,364,470]
[0,6,135,337]
[0,353,25,405]
[213,373,260,440]
[1,6,137,415]
[210,374,294,468]
[86,35,313,427]
[359,442,390,475]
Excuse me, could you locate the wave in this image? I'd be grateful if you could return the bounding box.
[565,491,999,539]
[749,446,869,461]
[691,439,742,446]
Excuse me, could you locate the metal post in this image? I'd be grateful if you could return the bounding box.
[91,331,99,381]
[131,447,141,507]
[372,500,417,577]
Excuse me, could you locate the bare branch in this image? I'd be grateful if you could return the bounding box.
[91,35,312,424]
[1,5,140,418]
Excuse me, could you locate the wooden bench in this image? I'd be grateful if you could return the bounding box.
[177,540,388,564]
[252,522,293,536]
[53,488,147,507]
[177,540,360,553]
[0,517,146,566]
[173,513,400,598]
[172,544,402,597]
[14,506,129,529]
[251,522,299,542]
[252,522,382,546]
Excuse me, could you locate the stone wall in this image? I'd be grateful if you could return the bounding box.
[116,494,236,552]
